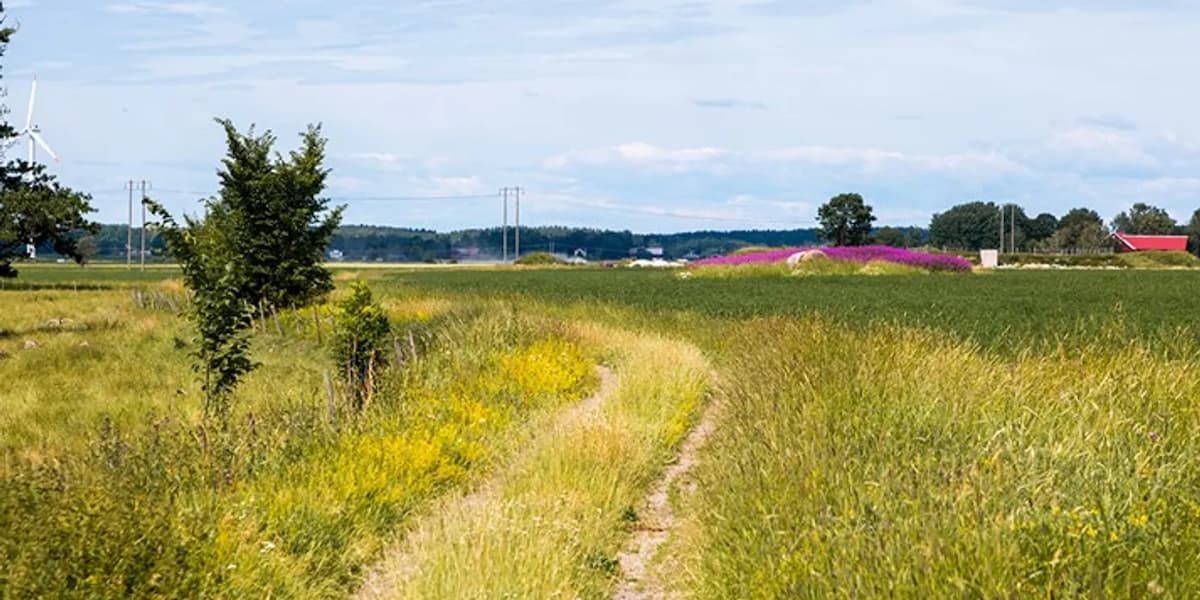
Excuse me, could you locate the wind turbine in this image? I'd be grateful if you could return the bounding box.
[14,76,59,164]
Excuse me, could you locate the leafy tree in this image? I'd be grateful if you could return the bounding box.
[929,201,1001,250]
[146,119,341,417]
[1187,209,1200,256]
[0,9,95,277]
[147,199,256,419]
[997,203,1032,251]
[332,281,391,411]
[1026,213,1059,244]
[817,193,875,246]
[75,235,98,265]
[1042,208,1109,251]
[203,119,344,310]
[873,226,926,248]
[872,226,907,247]
[1111,202,1177,235]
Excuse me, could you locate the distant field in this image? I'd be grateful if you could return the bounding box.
[391,269,1200,350]
[0,264,181,287]
[0,262,500,289]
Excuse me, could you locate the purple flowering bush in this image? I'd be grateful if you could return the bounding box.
[694,246,972,273]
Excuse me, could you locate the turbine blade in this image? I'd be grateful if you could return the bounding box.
[30,131,58,162]
[25,77,37,131]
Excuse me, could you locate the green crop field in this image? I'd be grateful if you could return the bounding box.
[3,265,1200,597]
[390,268,1200,351]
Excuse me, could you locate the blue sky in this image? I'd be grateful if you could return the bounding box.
[3,0,1199,232]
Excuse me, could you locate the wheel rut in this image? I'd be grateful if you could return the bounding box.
[613,387,721,600]
[353,365,617,600]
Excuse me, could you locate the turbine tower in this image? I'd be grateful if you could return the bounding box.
[13,76,59,163]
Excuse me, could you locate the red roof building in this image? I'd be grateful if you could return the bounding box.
[1111,232,1189,252]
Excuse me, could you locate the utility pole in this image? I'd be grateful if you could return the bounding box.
[139,180,152,270]
[500,187,509,262]
[125,180,135,268]
[1010,204,1016,254]
[514,186,522,259]
[999,205,1005,254]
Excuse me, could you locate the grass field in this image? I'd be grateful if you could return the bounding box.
[3,264,1200,597]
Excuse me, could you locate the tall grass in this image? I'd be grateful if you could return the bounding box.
[0,288,598,597]
[360,325,709,599]
[665,318,1200,597]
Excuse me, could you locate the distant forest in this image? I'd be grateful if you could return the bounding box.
[75,224,868,262]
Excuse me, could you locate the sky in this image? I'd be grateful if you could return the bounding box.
[3,0,1199,232]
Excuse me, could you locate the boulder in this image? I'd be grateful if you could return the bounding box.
[787,249,827,267]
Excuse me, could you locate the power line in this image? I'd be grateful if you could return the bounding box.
[104,185,811,228]
[500,187,509,262]
[140,180,152,271]
[142,188,500,203]
[328,193,498,202]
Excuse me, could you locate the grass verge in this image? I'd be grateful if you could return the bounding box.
[664,317,1200,597]
[357,324,709,599]
[0,293,598,597]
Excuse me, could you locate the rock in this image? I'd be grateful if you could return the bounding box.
[23,340,40,350]
[78,341,90,348]
[787,249,827,267]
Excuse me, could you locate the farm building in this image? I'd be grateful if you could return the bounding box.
[1111,232,1188,252]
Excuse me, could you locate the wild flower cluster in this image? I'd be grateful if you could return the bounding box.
[694,245,973,272]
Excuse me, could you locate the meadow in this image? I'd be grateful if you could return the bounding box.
[2,264,1200,597]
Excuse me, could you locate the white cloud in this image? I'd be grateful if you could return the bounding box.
[109,1,226,17]
[543,142,728,171]
[427,176,486,195]
[349,152,409,165]
[326,174,368,191]
[546,142,1025,179]
[536,193,791,227]
[1138,177,1200,196]
[1042,126,1159,169]
[756,146,1026,177]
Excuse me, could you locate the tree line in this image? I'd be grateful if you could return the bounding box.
[817,193,1200,254]
[70,224,823,263]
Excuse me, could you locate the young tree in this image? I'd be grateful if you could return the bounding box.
[205,119,344,310]
[817,193,875,246]
[0,8,95,277]
[1111,202,1176,235]
[149,119,343,417]
[332,281,391,412]
[148,199,256,419]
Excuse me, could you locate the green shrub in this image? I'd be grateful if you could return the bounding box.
[730,246,780,256]
[332,281,391,410]
[514,252,564,266]
[1000,253,1120,268]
